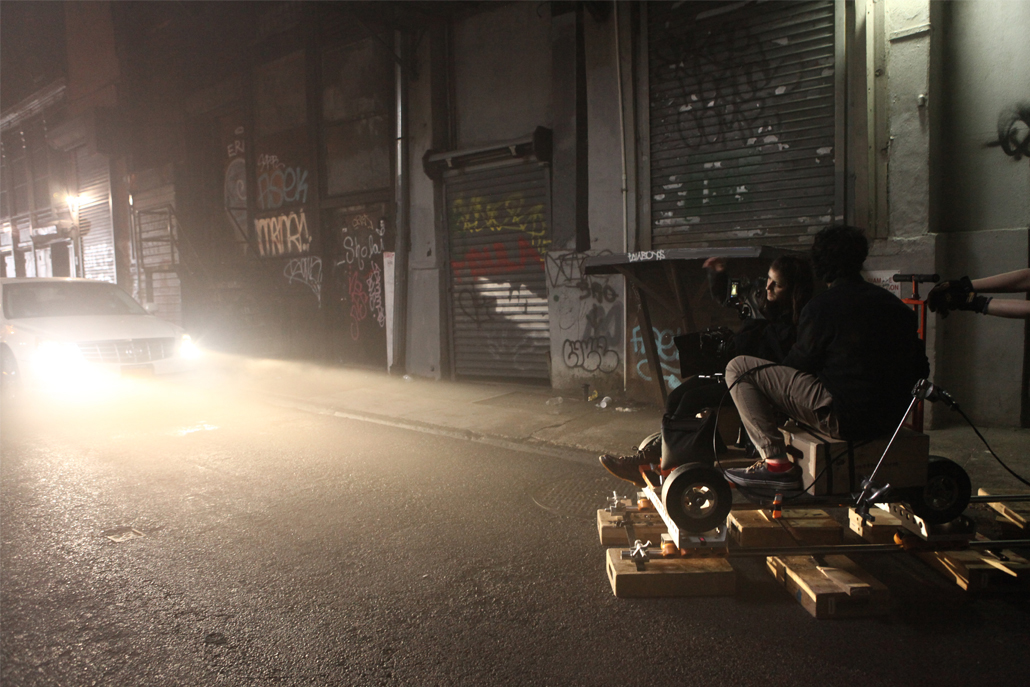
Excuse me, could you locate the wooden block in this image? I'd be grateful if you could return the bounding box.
[780,422,927,495]
[728,508,842,548]
[766,555,890,618]
[606,549,736,598]
[977,488,1030,529]
[597,509,667,546]
[916,548,1030,592]
[848,507,904,544]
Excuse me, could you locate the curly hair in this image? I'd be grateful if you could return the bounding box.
[769,254,815,324]
[810,225,868,283]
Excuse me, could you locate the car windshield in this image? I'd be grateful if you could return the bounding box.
[2,282,147,319]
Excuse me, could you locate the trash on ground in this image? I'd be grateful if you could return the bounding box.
[597,396,613,409]
[103,527,145,543]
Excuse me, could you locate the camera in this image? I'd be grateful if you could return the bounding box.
[674,327,735,377]
[727,278,754,320]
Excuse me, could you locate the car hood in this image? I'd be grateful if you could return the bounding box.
[9,315,183,342]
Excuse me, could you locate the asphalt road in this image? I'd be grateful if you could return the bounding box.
[1,377,1028,686]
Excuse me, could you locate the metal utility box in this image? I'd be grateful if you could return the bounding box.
[780,422,928,495]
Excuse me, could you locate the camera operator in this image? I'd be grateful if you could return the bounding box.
[927,268,1030,319]
[723,225,929,491]
[599,254,814,486]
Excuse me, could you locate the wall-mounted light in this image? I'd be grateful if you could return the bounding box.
[66,194,82,217]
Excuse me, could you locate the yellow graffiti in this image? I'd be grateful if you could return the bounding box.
[450,194,550,256]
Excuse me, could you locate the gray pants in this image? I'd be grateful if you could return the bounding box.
[724,356,840,460]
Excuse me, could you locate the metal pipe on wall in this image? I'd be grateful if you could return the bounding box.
[392,30,410,374]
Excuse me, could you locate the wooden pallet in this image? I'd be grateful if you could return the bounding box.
[729,508,842,548]
[916,546,1030,592]
[766,555,890,618]
[597,509,667,546]
[848,507,905,544]
[977,488,1029,531]
[606,549,736,598]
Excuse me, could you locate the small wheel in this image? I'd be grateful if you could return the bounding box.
[661,462,732,533]
[904,456,971,524]
[637,431,662,460]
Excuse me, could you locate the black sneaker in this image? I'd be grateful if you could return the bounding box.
[724,460,802,490]
[599,453,651,487]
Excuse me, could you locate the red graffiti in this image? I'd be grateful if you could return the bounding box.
[348,270,369,340]
[450,235,542,281]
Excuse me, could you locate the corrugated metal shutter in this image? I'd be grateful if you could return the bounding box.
[133,185,182,326]
[76,148,115,282]
[649,1,837,247]
[446,161,551,380]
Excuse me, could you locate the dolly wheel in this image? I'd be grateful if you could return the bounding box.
[904,456,972,525]
[661,463,732,534]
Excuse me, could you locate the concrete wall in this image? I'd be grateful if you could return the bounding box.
[937,229,1027,426]
[452,3,553,147]
[406,29,443,379]
[933,0,1030,426]
[546,12,629,396]
[939,0,1030,234]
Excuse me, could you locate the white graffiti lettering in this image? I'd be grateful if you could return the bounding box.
[627,250,666,263]
[283,256,322,305]
[366,262,385,328]
[338,233,383,271]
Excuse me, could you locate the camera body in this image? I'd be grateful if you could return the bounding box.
[675,327,735,377]
[726,278,754,319]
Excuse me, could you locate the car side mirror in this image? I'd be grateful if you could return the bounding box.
[144,302,159,314]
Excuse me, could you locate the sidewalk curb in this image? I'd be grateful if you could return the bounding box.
[261,393,602,466]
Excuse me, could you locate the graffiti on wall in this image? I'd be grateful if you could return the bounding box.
[257,152,310,210]
[255,209,312,257]
[450,193,550,256]
[631,325,683,391]
[546,250,624,376]
[283,256,322,305]
[223,124,248,238]
[449,191,551,345]
[989,102,1030,161]
[335,212,388,341]
[655,15,825,152]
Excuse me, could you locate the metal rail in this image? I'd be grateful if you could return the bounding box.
[722,538,1030,558]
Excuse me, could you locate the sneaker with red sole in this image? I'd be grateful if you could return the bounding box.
[723,459,802,490]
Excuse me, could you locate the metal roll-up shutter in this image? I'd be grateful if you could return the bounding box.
[76,148,115,282]
[446,161,551,380]
[649,1,837,247]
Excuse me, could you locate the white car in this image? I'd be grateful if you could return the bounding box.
[0,277,199,395]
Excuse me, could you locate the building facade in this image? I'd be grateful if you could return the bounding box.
[1,1,1026,426]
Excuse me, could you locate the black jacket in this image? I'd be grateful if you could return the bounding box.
[782,275,930,440]
[733,313,796,363]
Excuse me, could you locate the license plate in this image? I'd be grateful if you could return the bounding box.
[121,364,154,377]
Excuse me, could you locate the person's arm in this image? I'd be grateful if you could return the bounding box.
[703,257,730,304]
[972,268,1030,293]
[984,298,1030,319]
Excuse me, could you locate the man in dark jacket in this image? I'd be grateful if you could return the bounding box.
[723,225,930,490]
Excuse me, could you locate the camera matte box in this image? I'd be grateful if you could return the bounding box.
[779,422,928,495]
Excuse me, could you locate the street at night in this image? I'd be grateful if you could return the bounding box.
[2,1,1029,684]
[2,365,1028,686]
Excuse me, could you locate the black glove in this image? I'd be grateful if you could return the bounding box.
[926,276,974,317]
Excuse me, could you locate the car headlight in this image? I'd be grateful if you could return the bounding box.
[178,334,201,360]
